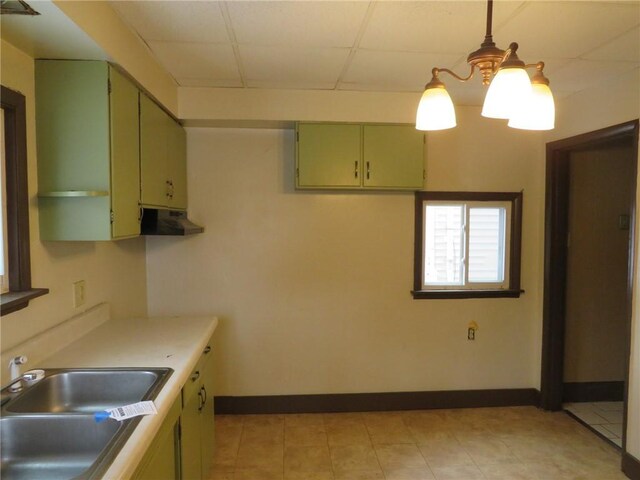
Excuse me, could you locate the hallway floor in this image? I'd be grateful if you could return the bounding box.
[209,406,626,479]
[564,401,624,448]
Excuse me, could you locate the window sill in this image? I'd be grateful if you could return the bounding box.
[411,289,524,299]
[1,288,49,315]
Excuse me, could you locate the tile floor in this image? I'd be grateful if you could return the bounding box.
[209,406,626,480]
[564,401,624,448]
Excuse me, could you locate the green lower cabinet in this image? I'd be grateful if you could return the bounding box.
[181,339,215,480]
[132,396,181,480]
[295,122,424,190]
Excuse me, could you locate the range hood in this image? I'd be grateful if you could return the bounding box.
[141,209,204,236]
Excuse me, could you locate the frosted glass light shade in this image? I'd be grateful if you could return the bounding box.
[481,67,532,119]
[416,87,456,131]
[508,83,555,130]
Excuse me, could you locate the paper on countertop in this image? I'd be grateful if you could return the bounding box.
[94,401,157,423]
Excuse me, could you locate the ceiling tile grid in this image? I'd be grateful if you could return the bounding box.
[109,0,640,104]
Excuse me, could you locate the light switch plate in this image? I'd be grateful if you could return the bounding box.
[73,280,86,308]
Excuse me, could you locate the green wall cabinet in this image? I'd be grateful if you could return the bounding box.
[36,60,141,240]
[140,94,187,211]
[181,338,215,480]
[132,396,182,480]
[295,122,425,190]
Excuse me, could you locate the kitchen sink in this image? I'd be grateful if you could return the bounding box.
[5,368,169,413]
[0,367,173,480]
[0,415,121,480]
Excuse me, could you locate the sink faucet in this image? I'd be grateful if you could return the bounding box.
[8,355,28,392]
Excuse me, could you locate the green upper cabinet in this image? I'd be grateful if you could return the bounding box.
[296,123,361,188]
[362,125,424,189]
[140,94,187,210]
[295,122,424,190]
[35,60,140,241]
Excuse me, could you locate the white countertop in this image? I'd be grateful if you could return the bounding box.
[40,314,218,479]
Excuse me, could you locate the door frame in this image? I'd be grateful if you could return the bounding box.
[540,119,639,447]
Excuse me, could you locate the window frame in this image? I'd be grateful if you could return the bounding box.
[412,191,523,299]
[1,85,48,315]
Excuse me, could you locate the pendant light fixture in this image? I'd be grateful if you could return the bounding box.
[415,0,555,131]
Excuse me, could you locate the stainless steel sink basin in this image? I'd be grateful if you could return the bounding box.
[5,368,169,413]
[0,415,120,480]
[0,367,173,480]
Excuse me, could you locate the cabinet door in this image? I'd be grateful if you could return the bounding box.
[109,66,141,238]
[200,344,215,478]
[140,94,169,208]
[168,120,188,210]
[181,368,204,480]
[132,396,181,480]
[296,123,361,188]
[362,125,424,189]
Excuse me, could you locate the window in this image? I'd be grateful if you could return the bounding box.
[413,191,523,299]
[1,85,48,315]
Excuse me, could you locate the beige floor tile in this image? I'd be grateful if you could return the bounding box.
[241,424,284,445]
[234,467,284,480]
[431,465,486,480]
[333,471,385,480]
[383,466,436,480]
[216,415,245,428]
[409,427,458,446]
[459,438,519,465]
[285,471,335,480]
[212,442,240,468]
[374,444,427,469]
[330,445,382,474]
[365,415,414,444]
[327,423,372,447]
[285,445,332,473]
[284,413,326,428]
[236,443,284,470]
[242,414,285,427]
[207,466,235,480]
[478,463,537,480]
[285,425,328,447]
[419,442,474,468]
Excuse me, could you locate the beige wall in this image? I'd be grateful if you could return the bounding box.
[0,40,148,375]
[564,145,635,383]
[146,108,544,396]
[546,67,640,460]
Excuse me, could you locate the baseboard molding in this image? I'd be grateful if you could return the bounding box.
[563,381,624,402]
[215,388,540,415]
[623,452,640,480]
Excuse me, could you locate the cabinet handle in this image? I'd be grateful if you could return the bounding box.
[203,345,211,354]
[366,161,370,180]
[197,390,204,411]
[191,370,200,382]
[201,385,207,406]
[354,161,358,179]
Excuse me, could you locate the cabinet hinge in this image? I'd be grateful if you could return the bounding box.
[423,169,426,180]
[110,210,114,224]
[296,131,299,142]
[296,167,299,178]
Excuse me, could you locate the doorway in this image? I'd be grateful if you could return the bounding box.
[540,120,639,451]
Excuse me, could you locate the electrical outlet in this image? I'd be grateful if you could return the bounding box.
[73,280,86,308]
[467,321,478,341]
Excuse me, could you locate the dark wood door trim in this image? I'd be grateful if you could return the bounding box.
[540,120,639,454]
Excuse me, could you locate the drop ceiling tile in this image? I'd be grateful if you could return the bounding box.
[583,27,640,63]
[545,59,639,94]
[341,50,465,92]
[110,1,229,43]
[246,80,338,90]
[494,1,640,60]
[177,78,243,88]
[148,41,240,82]
[226,1,370,48]
[240,45,350,86]
[360,1,525,54]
